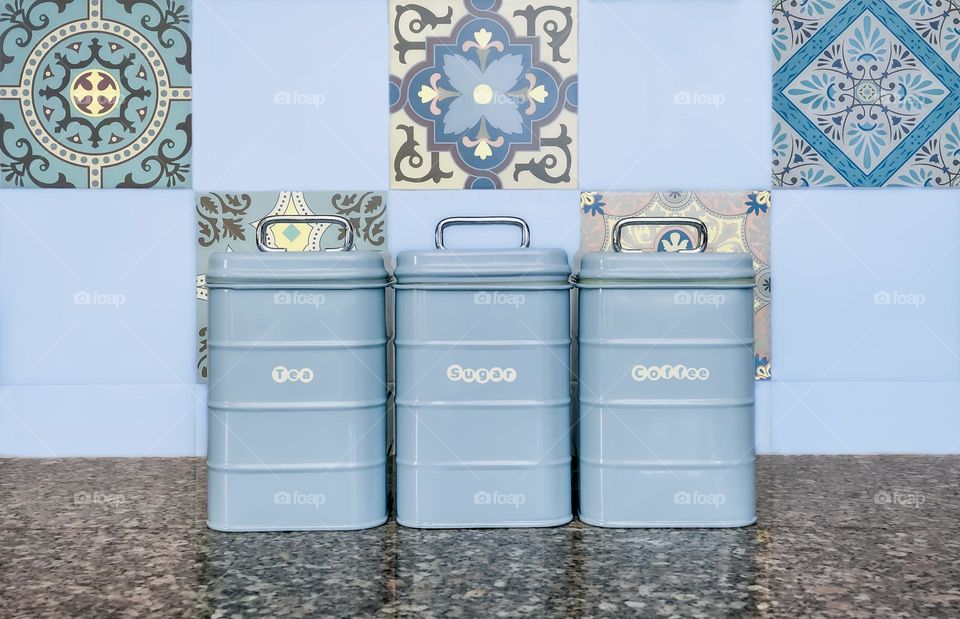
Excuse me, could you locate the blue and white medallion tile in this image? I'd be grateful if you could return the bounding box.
[773,0,960,187]
[390,0,577,189]
[0,0,191,188]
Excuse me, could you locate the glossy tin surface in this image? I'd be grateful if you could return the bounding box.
[206,217,391,531]
[575,219,756,528]
[394,217,573,528]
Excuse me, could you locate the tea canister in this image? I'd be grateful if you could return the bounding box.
[574,218,756,528]
[206,215,391,531]
[394,216,572,528]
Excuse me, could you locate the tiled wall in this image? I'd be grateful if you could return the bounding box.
[1,0,958,455]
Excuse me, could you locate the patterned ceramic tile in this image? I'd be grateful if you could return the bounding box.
[195,191,387,381]
[389,0,577,189]
[579,191,772,380]
[773,0,960,187]
[0,0,191,188]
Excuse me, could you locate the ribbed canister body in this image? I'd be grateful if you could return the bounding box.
[575,253,756,527]
[394,249,572,528]
[205,252,390,531]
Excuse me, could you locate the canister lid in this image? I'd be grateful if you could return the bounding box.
[206,251,392,289]
[574,252,755,288]
[394,216,570,287]
[395,248,571,287]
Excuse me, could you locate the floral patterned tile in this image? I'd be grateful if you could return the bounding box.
[194,191,387,381]
[773,0,960,187]
[580,191,772,380]
[0,0,191,188]
[389,0,577,189]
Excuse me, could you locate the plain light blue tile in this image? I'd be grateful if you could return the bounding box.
[579,0,769,190]
[771,380,960,454]
[772,189,960,382]
[193,0,388,190]
[387,190,582,261]
[0,190,196,385]
[0,384,203,456]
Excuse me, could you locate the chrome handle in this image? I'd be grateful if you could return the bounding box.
[612,217,708,254]
[256,215,354,253]
[435,216,531,250]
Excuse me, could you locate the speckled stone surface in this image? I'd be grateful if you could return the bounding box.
[1,456,958,617]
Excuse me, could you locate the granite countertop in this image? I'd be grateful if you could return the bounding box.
[1,456,958,617]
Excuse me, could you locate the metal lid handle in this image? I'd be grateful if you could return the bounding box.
[612,217,708,254]
[256,215,355,253]
[435,216,531,250]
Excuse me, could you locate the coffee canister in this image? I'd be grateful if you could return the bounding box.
[574,217,756,527]
[394,216,572,528]
[206,215,391,531]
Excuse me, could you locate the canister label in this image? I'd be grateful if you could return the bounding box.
[446,364,517,384]
[631,364,710,382]
[272,365,315,384]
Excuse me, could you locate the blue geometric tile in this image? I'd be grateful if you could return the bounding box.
[773,0,960,187]
[0,0,191,188]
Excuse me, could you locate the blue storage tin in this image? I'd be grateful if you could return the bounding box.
[574,218,756,528]
[206,215,391,531]
[394,217,573,528]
